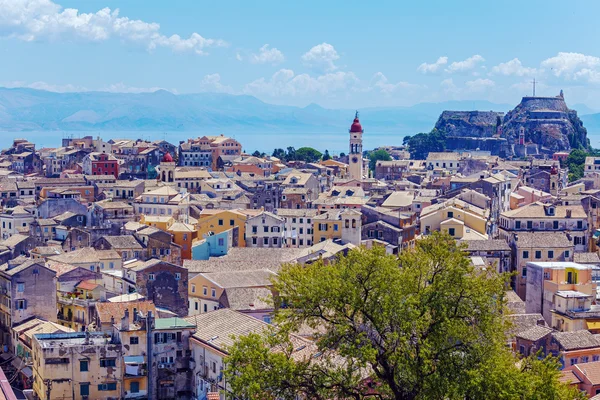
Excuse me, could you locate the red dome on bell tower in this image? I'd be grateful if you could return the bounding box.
[349,111,363,133]
[162,152,174,163]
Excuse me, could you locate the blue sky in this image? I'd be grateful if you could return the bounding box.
[2,0,600,109]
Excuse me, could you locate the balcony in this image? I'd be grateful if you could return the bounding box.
[57,292,97,308]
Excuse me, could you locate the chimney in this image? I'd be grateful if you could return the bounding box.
[537,318,546,326]
[121,309,130,331]
[566,209,572,218]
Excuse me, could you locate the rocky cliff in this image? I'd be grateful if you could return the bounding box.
[434,111,503,138]
[431,93,589,155]
[501,94,589,152]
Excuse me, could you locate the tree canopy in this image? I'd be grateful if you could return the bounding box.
[225,234,583,400]
[322,149,331,161]
[406,129,446,159]
[368,149,392,171]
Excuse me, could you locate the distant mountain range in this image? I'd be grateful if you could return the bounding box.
[0,87,514,136]
[1,87,599,139]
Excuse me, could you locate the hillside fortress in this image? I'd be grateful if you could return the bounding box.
[435,91,588,158]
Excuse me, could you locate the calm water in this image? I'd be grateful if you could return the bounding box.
[1,130,599,155]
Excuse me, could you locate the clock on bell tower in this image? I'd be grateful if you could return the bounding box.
[348,111,363,180]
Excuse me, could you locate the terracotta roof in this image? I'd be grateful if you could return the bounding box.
[95,300,157,324]
[559,369,583,385]
[76,280,101,291]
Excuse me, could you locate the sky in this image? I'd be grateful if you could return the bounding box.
[2,0,600,109]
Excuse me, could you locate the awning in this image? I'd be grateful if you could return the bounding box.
[20,367,32,378]
[124,356,144,364]
[586,321,600,330]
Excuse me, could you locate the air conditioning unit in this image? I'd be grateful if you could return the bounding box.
[158,364,166,369]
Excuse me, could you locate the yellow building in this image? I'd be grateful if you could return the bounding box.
[197,209,255,247]
[140,215,175,231]
[312,209,362,245]
[57,279,106,332]
[419,198,488,239]
[32,332,123,400]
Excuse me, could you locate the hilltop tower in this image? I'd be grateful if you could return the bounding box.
[348,111,364,180]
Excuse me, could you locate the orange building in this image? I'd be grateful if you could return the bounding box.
[167,222,197,260]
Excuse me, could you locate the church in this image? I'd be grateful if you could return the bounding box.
[348,111,366,180]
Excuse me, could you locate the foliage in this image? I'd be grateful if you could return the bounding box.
[406,129,446,159]
[322,149,331,161]
[340,152,346,158]
[565,148,600,182]
[252,150,266,158]
[368,149,392,171]
[272,148,286,160]
[294,147,323,163]
[225,234,581,400]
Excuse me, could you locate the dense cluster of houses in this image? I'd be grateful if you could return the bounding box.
[2,114,600,399]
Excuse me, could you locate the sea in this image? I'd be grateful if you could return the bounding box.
[0,130,599,155]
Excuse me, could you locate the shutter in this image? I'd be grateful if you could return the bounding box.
[154,333,159,344]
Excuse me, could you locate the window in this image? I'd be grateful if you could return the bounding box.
[594,355,599,362]
[195,302,199,310]
[448,228,455,236]
[553,221,559,229]
[148,274,155,281]
[218,219,223,226]
[252,237,257,245]
[211,288,216,298]
[548,250,554,258]
[577,220,583,229]
[203,286,207,296]
[263,315,272,324]
[515,221,521,229]
[522,251,529,259]
[16,283,24,293]
[230,219,234,226]
[80,384,90,396]
[98,383,117,391]
[273,237,278,245]
[203,304,207,313]
[16,299,26,310]
[175,273,181,280]
[263,237,269,245]
[565,250,570,259]
[192,284,196,293]
[80,360,88,372]
[570,358,578,366]
[522,267,527,277]
[130,337,139,345]
[447,211,454,218]
[130,382,140,394]
[183,234,188,241]
[535,251,542,259]
[100,359,116,368]
[333,224,339,232]
[527,221,532,229]
[582,356,589,363]
[218,238,224,246]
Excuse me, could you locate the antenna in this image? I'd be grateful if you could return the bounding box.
[531,78,537,97]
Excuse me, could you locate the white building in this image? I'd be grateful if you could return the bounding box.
[277,209,318,248]
[245,211,285,248]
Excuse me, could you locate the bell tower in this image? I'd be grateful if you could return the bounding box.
[348,111,364,180]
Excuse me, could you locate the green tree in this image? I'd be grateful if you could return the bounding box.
[286,146,296,161]
[368,148,392,171]
[406,129,446,159]
[225,234,582,400]
[339,152,346,158]
[322,149,331,161]
[272,148,286,160]
[252,150,262,157]
[293,147,322,162]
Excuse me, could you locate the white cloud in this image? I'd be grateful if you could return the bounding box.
[199,73,234,94]
[446,55,485,73]
[541,52,600,77]
[301,43,340,71]
[440,78,456,90]
[417,56,448,74]
[491,58,538,77]
[0,0,227,55]
[236,52,243,61]
[249,44,284,65]
[465,78,495,92]
[243,69,358,97]
[371,72,418,94]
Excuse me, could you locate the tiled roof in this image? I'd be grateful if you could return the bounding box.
[502,202,587,219]
[201,269,276,289]
[574,252,600,264]
[461,239,511,252]
[559,369,583,385]
[95,300,157,324]
[552,330,600,351]
[513,232,572,248]
[506,313,546,337]
[515,325,553,342]
[183,248,302,274]
[221,287,273,311]
[100,235,143,250]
